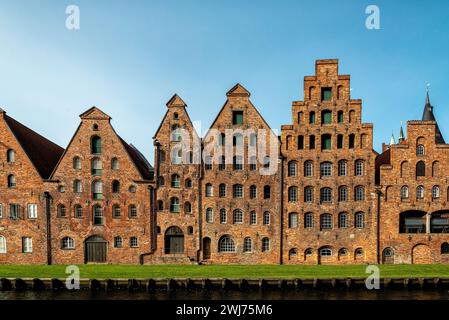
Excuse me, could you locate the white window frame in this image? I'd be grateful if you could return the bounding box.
[22,237,32,253]
[28,204,37,219]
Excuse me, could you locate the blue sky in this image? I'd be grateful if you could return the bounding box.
[1,0,448,161]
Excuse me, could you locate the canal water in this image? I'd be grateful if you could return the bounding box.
[1,288,449,300]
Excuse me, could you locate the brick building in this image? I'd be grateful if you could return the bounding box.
[0,59,448,265]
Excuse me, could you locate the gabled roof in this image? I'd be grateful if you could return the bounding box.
[118,136,153,180]
[226,83,251,97]
[166,94,187,108]
[4,114,64,179]
[79,106,111,120]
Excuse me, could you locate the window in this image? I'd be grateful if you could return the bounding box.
[114,236,122,248]
[171,149,182,164]
[441,242,449,255]
[249,156,256,171]
[219,156,226,171]
[6,149,15,163]
[57,204,66,218]
[233,184,243,198]
[204,156,213,170]
[169,174,180,189]
[171,125,182,141]
[185,178,192,188]
[233,209,243,224]
[355,186,365,201]
[297,111,303,124]
[173,112,179,120]
[289,213,298,228]
[338,186,348,202]
[320,162,332,178]
[338,160,347,176]
[337,135,343,149]
[220,209,227,224]
[91,158,103,175]
[417,144,425,156]
[416,161,426,177]
[91,136,101,154]
[264,186,271,199]
[338,213,348,228]
[263,212,270,225]
[184,202,192,214]
[233,133,243,146]
[93,205,103,225]
[157,176,165,186]
[61,237,74,250]
[304,213,314,229]
[170,197,180,213]
[321,110,332,124]
[219,133,226,146]
[129,205,137,218]
[416,186,424,199]
[111,158,119,170]
[289,248,298,259]
[309,135,316,149]
[304,186,314,203]
[206,208,213,223]
[355,248,364,257]
[321,88,332,101]
[7,175,16,188]
[250,211,257,225]
[219,184,227,197]
[92,180,103,200]
[297,135,304,150]
[349,134,355,149]
[321,134,332,150]
[263,157,270,169]
[320,247,332,257]
[309,111,316,124]
[0,236,6,253]
[288,161,297,177]
[355,160,364,176]
[157,200,164,211]
[219,236,235,252]
[28,204,37,219]
[233,156,243,170]
[243,237,252,253]
[22,237,32,253]
[249,185,257,199]
[320,188,332,203]
[288,186,298,202]
[0,204,3,219]
[9,204,20,220]
[112,205,121,218]
[74,180,83,193]
[130,237,138,248]
[129,185,137,193]
[159,150,166,163]
[339,248,348,257]
[73,156,81,170]
[261,238,270,252]
[249,133,257,147]
[304,161,313,177]
[305,248,313,257]
[355,212,365,228]
[320,214,333,230]
[401,186,409,199]
[232,110,244,125]
[337,111,344,123]
[432,186,440,199]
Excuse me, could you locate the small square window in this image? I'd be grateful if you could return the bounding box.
[232,111,244,125]
[321,88,332,101]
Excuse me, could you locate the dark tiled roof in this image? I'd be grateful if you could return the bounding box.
[375,148,391,185]
[422,92,445,144]
[5,115,64,179]
[119,137,153,180]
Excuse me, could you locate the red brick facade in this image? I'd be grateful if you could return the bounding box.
[1,59,448,265]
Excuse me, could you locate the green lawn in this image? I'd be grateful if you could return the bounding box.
[0,264,449,279]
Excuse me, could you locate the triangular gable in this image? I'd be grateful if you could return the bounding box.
[166,94,187,108]
[226,83,251,97]
[79,106,111,120]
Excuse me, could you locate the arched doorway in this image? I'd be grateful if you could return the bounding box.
[85,235,107,263]
[165,226,184,254]
[203,237,211,260]
[382,247,394,264]
[412,244,431,264]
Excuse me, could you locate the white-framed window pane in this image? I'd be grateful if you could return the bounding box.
[206,208,213,223]
[22,237,32,253]
[250,211,257,225]
[263,212,270,225]
[0,236,6,253]
[243,237,252,253]
[220,209,227,224]
[233,210,243,224]
[114,236,122,248]
[320,162,332,177]
[130,237,138,247]
[219,236,235,252]
[304,161,313,177]
[0,204,3,219]
[304,213,314,228]
[355,213,365,228]
[338,161,347,176]
[28,204,37,219]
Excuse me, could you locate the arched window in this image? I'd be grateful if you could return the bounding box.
[304,213,314,228]
[233,133,243,146]
[288,186,298,202]
[249,133,257,147]
[320,162,332,177]
[74,204,83,218]
[204,156,213,170]
[355,212,365,228]
[233,209,243,224]
[91,157,103,175]
[297,111,303,124]
[264,185,271,199]
[0,236,6,253]
[74,180,82,193]
[289,248,298,260]
[441,242,449,254]
[112,204,121,218]
[320,247,332,257]
[111,180,120,193]
[355,160,364,176]
[92,180,103,200]
[233,184,243,198]
[416,185,424,199]
[338,160,347,176]
[304,161,313,177]
[355,248,364,258]
[289,213,298,228]
[184,202,192,214]
[349,134,355,149]
[304,186,314,203]
[7,175,16,188]
[401,186,409,199]
[111,157,119,170]
[58,204,66,217]
[185,178,192,188]
[338,186,348,202]
[219,132,226,146]
[309,135,316,149]
[309,111,316,124]
[432,186,440,199]
[243,237,252,253]
[91,136,101,154]
[93,205,103,225]
[416,161,426,177]
[206,208,213,223]
[400,161,409,178]
[305,248,313,257]
[233,156,243,170]
[249,185,257,199]
[263,212,271,225]
[6,149,15,163]
[339,248,348,257]
[338,212,348,228]
[61,237,74,249]
[354,186,365,201]
[416,144,425,156]
[250,211,257,225]
[321,134,332,150]
[337,110,344,122]
[173,112,178,120]
[129,205,137,218]
[220,209,227,224]
[432,161,440,177]
[171,124,182,141]
[219,183,227,197]
[261,238,270,252]
[170,197,180,213]
[320,213,333,230]
[297,135,304,150]
[218,236,235,253]
[320,187,332,203]
[205,183,213,197]
[288,161,297,177]
[73,156,81,170]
